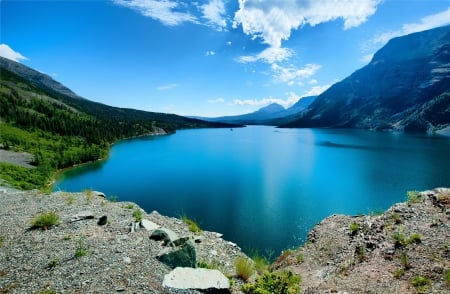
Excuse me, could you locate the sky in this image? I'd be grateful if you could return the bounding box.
[1,0,450,117]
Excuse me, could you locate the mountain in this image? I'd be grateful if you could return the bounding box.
[283,25,450,133]
[0,57,238,189]
[198,96,316,125]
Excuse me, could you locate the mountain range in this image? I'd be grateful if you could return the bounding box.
[194,96,316,125]
[283,25,450,134]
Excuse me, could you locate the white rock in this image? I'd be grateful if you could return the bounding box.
[123,257,131,264]
[92,191,106,198]
[140,219,160,231]
[162,267,230,290]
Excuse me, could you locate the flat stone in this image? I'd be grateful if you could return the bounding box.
[92,191,106,198]
[150,228,178,246]
[162,267,230,291]
[140,219,160,231]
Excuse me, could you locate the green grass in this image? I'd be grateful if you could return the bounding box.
[132,209,143,222]
[444,269,450,287]
[392,230,407,247]
[235,256,255,281]
[349,222,360,235]
[124,204,134,209]
[252,254,269,275]
[47,257,60,269]
[181,215,201,233]
[74,238,88,258]
[400,251,411,269]
[393,268,405,278]
[407,233,422,244]
[242,270,301,294]
[296,253,304,263]
[30,212,60,230]
[411,276,431,294]
[407,191,422,204]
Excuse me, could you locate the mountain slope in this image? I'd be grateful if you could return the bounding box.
[0,57,237,189]
[283,25,450,133]
[199,96,316,125]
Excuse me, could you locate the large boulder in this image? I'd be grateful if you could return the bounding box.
[163,267,230,292]
[157,239,196,268]
[150,228,178,246]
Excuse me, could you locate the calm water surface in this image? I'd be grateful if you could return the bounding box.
[54,126,450,255]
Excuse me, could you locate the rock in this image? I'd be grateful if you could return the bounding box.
[140,219,160,231]
[150,228,178,246]
[92,191,106,198]
[162,267,230,291]
[70,211,95,222]
[157,239,196,268]
[97,215,107,226]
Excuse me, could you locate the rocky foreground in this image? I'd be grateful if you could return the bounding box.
[0,187,449,294]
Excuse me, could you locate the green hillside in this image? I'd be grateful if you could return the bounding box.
[0,60,236,190]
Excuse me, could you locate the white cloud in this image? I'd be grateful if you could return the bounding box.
[201,0,227,30]
[271,63,321,84]
[232,91,304,108]
[360,53,374,63]
[156,83,178,91]
[112,0,197,26]
[226,41,232,46]
[205,50,215,56]
[233,0,381,48]
[363,7,450,58]
[208,98,225,103]
[238,47,293,64]
[0,44,28,62]
[302,84,331,96]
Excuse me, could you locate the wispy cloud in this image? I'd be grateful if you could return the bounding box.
[362,7,450,59]
[302,84,331,97]
[205,50,215,56]
[207,98,225,103]
[112,0,197,26]
[271,63,321,85]
[238,47,293,64]
[156,83,178,91]
[201,0,227,30]
[232,91,307,108]
[0,44,28,62]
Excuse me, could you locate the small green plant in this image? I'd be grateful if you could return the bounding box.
[181,215,201,233]
[242,270,301,294]
[30,212,60,230]
[47,257,60,268]
[74,238,88,258]
[411,276,430,293]
[393,268,405,278]
[296,253,304,263]
[62,234,72,241]
[38,289,55,294]
[132,209,143,222]
[84,189,93,204]
[392,212,401,224]
[235,256,255,281]
[400,251,411,269]
[407,191,422,204]
[393,229,407,248]
[197,261,218,269]
[407,233,422,245]
[349,222,360,235]
[356,245,366,262]
[444,269,450,287]
[252,254,269,275]
[65,194,74,205]
[124,204,134,209]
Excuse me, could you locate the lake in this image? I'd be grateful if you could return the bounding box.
[53,126,450,256]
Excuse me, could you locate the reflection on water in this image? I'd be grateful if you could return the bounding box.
[54,126,450,255]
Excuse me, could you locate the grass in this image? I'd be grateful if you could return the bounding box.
[349,222,360,235]
[393,268,405,278]
[132,209,143,222]
[407,233,422,244]
[392,229,407,248]
[242,270,301,294]
[444,269,450,287]
[392,212,401,224]
[181,215,201,233]
[30,212,60,230]
[251,254,269,275]
[296,253,304,263]
[74,238,88,258]
[0,235,4,247]
[407,191,422,204]
[356,245,366,262]
[84,189,93,204]
[47,257,60,269]
[411,276,431,294]
[124,204,134,209]
[235,256,255,281]
[400,251,411,269]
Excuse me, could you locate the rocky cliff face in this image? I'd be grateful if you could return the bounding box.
[284,25,450,133]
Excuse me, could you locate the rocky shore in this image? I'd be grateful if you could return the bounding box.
[0,186,449,293]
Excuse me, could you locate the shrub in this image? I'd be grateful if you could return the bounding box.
[242,270,301,294]
[407,233,422,245]
[444,269,450,287]
[30,212,60,230]
[296,253,304,263]
[393,268,405,278]
[407,191,422,204]
[349,222,360,235]
[74,238,88,258]
[132,209,143,222]
[181,215,201,233]
[392,230,407,248]
[411,276,430,294]
[235,256,255,281]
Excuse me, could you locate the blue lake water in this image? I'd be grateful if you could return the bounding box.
[54,126,450,255]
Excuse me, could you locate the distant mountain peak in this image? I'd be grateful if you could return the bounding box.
[256,103,285,114]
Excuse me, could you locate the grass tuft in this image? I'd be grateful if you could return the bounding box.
[30,212,60,230]
[235,256,255,281]
[181,215,201,233]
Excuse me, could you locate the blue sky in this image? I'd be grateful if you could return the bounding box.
[1,0,450,117]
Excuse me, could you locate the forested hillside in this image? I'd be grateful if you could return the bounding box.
[0,58,236,189]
